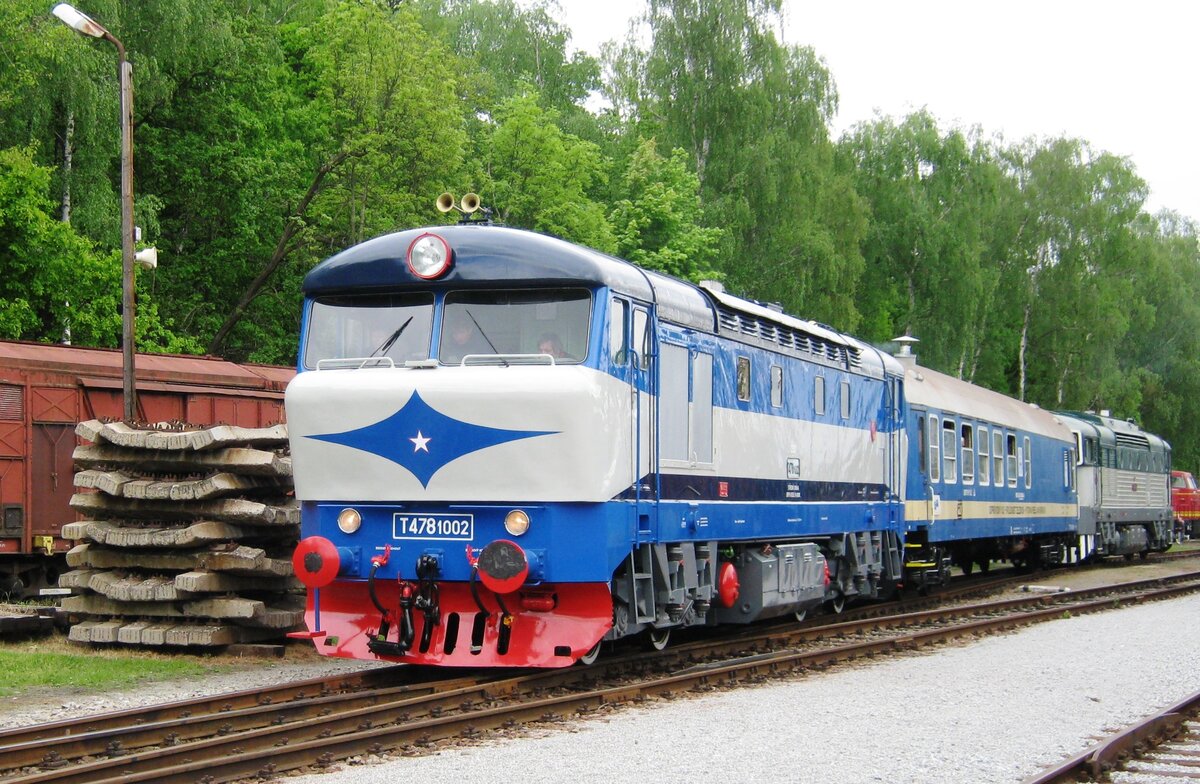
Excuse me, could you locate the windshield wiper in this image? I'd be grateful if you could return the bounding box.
[464,309,509,367]
[370,316,413,357]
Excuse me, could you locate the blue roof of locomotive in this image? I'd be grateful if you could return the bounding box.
[303,222,898,377]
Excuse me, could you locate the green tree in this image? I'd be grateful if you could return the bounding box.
[609,137,722,280]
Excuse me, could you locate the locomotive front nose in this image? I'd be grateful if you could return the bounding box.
[476,539,529,594]
[293,536,340,588]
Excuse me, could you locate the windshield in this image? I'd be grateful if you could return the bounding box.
[439,288,591,364]
[303,293,434,369]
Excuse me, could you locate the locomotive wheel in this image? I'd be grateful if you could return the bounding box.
[645,627,671,651]
[826,592,846,614]
[794,608,807,622]
[577,641,602,666]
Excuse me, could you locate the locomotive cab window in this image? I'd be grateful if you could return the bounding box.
[304,292,435,369]
[439,288,591,365]
[736,357,751,402]
[610,298,628,366]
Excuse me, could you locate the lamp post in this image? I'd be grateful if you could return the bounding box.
[52,3,137,422]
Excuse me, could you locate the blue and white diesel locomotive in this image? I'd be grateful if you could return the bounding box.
[285,202,1162,668]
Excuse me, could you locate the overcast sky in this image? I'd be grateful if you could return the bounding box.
[554,0,1198,222]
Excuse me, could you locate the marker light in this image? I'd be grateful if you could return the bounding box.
[337,508,362,534]
[504,509,531,536]
[406,232,452,279]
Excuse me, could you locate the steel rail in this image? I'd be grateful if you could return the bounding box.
[6,578,1199,784]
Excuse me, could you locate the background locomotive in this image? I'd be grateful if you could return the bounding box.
[287,209,1172,668]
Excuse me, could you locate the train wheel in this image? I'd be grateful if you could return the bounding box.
[577,641,602,666]
[826,592,846,614]
[978,559,991,574]
[0,576,23,601]
[645,627,671,651]
[960,560,973,576]
[794,608,807,622]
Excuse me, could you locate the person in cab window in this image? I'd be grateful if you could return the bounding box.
[442,318,491,363]
[538,332,570,360]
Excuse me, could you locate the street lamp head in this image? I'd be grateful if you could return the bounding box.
[52,3,108,38]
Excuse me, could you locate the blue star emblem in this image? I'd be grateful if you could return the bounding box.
[306,391,556,487]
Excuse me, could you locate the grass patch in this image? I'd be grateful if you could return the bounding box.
[0,638,217,696]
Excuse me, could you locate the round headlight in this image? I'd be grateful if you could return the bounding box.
[337,508,362,534]
[406,232,452,279]
[504,509,530,536]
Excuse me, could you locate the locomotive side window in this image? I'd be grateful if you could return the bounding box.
[770,365,783,408]
[632,308,649,368]
[961,424,974,484]
[992,430,1005,486]
[840,380,851,420]
[814,376,826,415]
[941,419,957,483]
[929,415,941,482]
[609,298,628,366]
[1006,434,1018,487]
[1023,436,1032,489]
[978,426,990,484]
[736,357,751,402]
[304,292,434,369]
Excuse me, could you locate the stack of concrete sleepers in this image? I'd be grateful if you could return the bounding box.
[60,420,302,647]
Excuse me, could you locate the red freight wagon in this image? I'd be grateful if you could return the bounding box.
[0,340,294,595]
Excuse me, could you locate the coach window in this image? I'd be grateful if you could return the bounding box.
[993,430,1005,486]
[929,415,941,482]
[1006,434,1018,487]
[918,415,927,474]
[941,419,957,483]
[961,424,975,484]
[840,380,851,420]
[978,427,990,485]
[736,357,751,402]
[610,299,628,366]
[1023,436,1032,489]
[770,365,783,408]
[814,376,826,415]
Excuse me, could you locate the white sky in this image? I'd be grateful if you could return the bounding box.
[554,0,1198,222]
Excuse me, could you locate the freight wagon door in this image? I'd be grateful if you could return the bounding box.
[0,384,26,549]
[30,387,79,543]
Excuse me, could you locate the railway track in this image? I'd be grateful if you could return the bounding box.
[3,570,1199,784]
[1023,687,1200,783]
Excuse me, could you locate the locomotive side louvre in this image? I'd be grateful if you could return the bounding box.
[286,223,908,667]
[900,359,1081,584]
[1057,411,1172,557]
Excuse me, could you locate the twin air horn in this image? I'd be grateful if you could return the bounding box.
[436,192,490,222]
